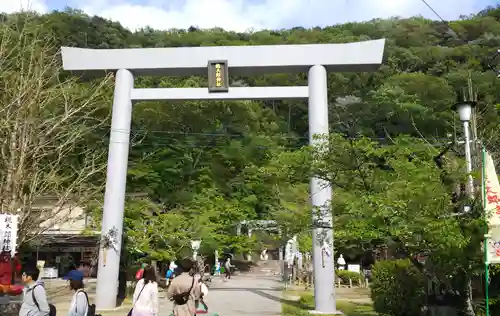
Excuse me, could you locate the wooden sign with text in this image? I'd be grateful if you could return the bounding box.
[207,60,229,92]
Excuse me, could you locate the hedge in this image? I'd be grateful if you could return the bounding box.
[335,270,363,286]
[371,259,425,316]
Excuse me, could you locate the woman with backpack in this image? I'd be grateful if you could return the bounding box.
[166,258,202,316]
[131,266,159,316]
[64,270,92,316]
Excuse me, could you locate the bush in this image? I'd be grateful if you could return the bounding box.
[335,270,363,285]
[371,259,425,316]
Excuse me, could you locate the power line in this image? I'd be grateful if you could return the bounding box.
[418,0,497,73]
[419,0,447,26]
[110,137,454,151]
[110,128,309,140]
[487,49,500,77]
[106,127,456,142]
[418,0,468,41]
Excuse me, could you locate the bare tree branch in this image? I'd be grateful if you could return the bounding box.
[0,17,113,245]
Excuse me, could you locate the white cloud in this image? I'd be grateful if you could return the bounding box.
[0,0,491,32]
[81,0,306,32]
[80,0,492,32]
[0,0,47,14]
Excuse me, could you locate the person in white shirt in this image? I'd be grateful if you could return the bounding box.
[337,254,346,270]
[65,270,89,316]
[132,266,159,316]
[169,261,177,272]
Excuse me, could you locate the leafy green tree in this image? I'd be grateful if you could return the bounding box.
[309,135,482,315]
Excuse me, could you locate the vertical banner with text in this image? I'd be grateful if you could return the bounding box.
[484,151,500,263]
[0,214,19,258]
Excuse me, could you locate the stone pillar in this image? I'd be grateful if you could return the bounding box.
[308,65,340,314]
[247,228,253,261]
[95,69,134,310]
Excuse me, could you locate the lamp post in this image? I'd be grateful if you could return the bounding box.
[453,101,475,197]
[191,240,201,260]
[453,80,488,315]
[453,74,477,200]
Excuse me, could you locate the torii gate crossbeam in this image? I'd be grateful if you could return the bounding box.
[61,39,385,314]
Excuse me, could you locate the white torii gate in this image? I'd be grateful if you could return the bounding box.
[237,219,279,261]
[61,39,385,314]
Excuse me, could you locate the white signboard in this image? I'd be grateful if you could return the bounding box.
[0,214,19,257]
[347,264,361,273]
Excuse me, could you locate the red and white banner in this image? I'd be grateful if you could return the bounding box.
[484,151,500,264]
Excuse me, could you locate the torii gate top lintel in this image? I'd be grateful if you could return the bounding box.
[61,39,385,77]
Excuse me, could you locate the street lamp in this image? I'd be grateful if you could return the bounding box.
[452,100,476,198]
[191,239,201,260]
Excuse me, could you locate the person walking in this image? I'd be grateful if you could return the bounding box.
[19,265,55,316]
[224,258,233,280]
[131,266,159,316]
[166,258,201,316]
[166,261,177,287]
[64,270,89,316]
[213,261,220,276]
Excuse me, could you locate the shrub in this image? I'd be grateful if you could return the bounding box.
[335,270,363,285]
[371,259,425,316]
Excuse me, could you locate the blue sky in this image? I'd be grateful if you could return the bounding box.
[1,0,498,31]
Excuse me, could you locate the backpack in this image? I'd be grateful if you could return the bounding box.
[172,277,195,305]
[76,290,97,316]
[135,269,144,281]
[32,284,57,316]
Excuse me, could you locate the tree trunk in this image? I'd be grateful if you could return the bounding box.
[458,273,475,316]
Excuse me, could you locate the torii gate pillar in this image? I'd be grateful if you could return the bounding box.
[61,39,385,314]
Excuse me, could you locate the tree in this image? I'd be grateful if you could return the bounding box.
[307,135,482,315]
[112,189,256,262]
[0,16,113,244]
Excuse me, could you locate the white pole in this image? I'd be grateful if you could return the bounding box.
[308,65,339,314]
[463,120,474,198]
[95,69,134,310]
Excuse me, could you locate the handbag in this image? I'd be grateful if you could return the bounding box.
[127,283,146,316]
[172,277,195,305]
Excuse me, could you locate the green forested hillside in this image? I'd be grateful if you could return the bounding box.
[25,7,500,149]
[1,6,500,261]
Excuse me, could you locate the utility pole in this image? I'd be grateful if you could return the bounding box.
[452,77,478,198]
[453,77,491,316]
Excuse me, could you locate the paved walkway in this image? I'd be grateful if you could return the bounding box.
[2,265,371,316]
[47,273,282,316]
[188,261,282,315]
[168,274,282,316]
